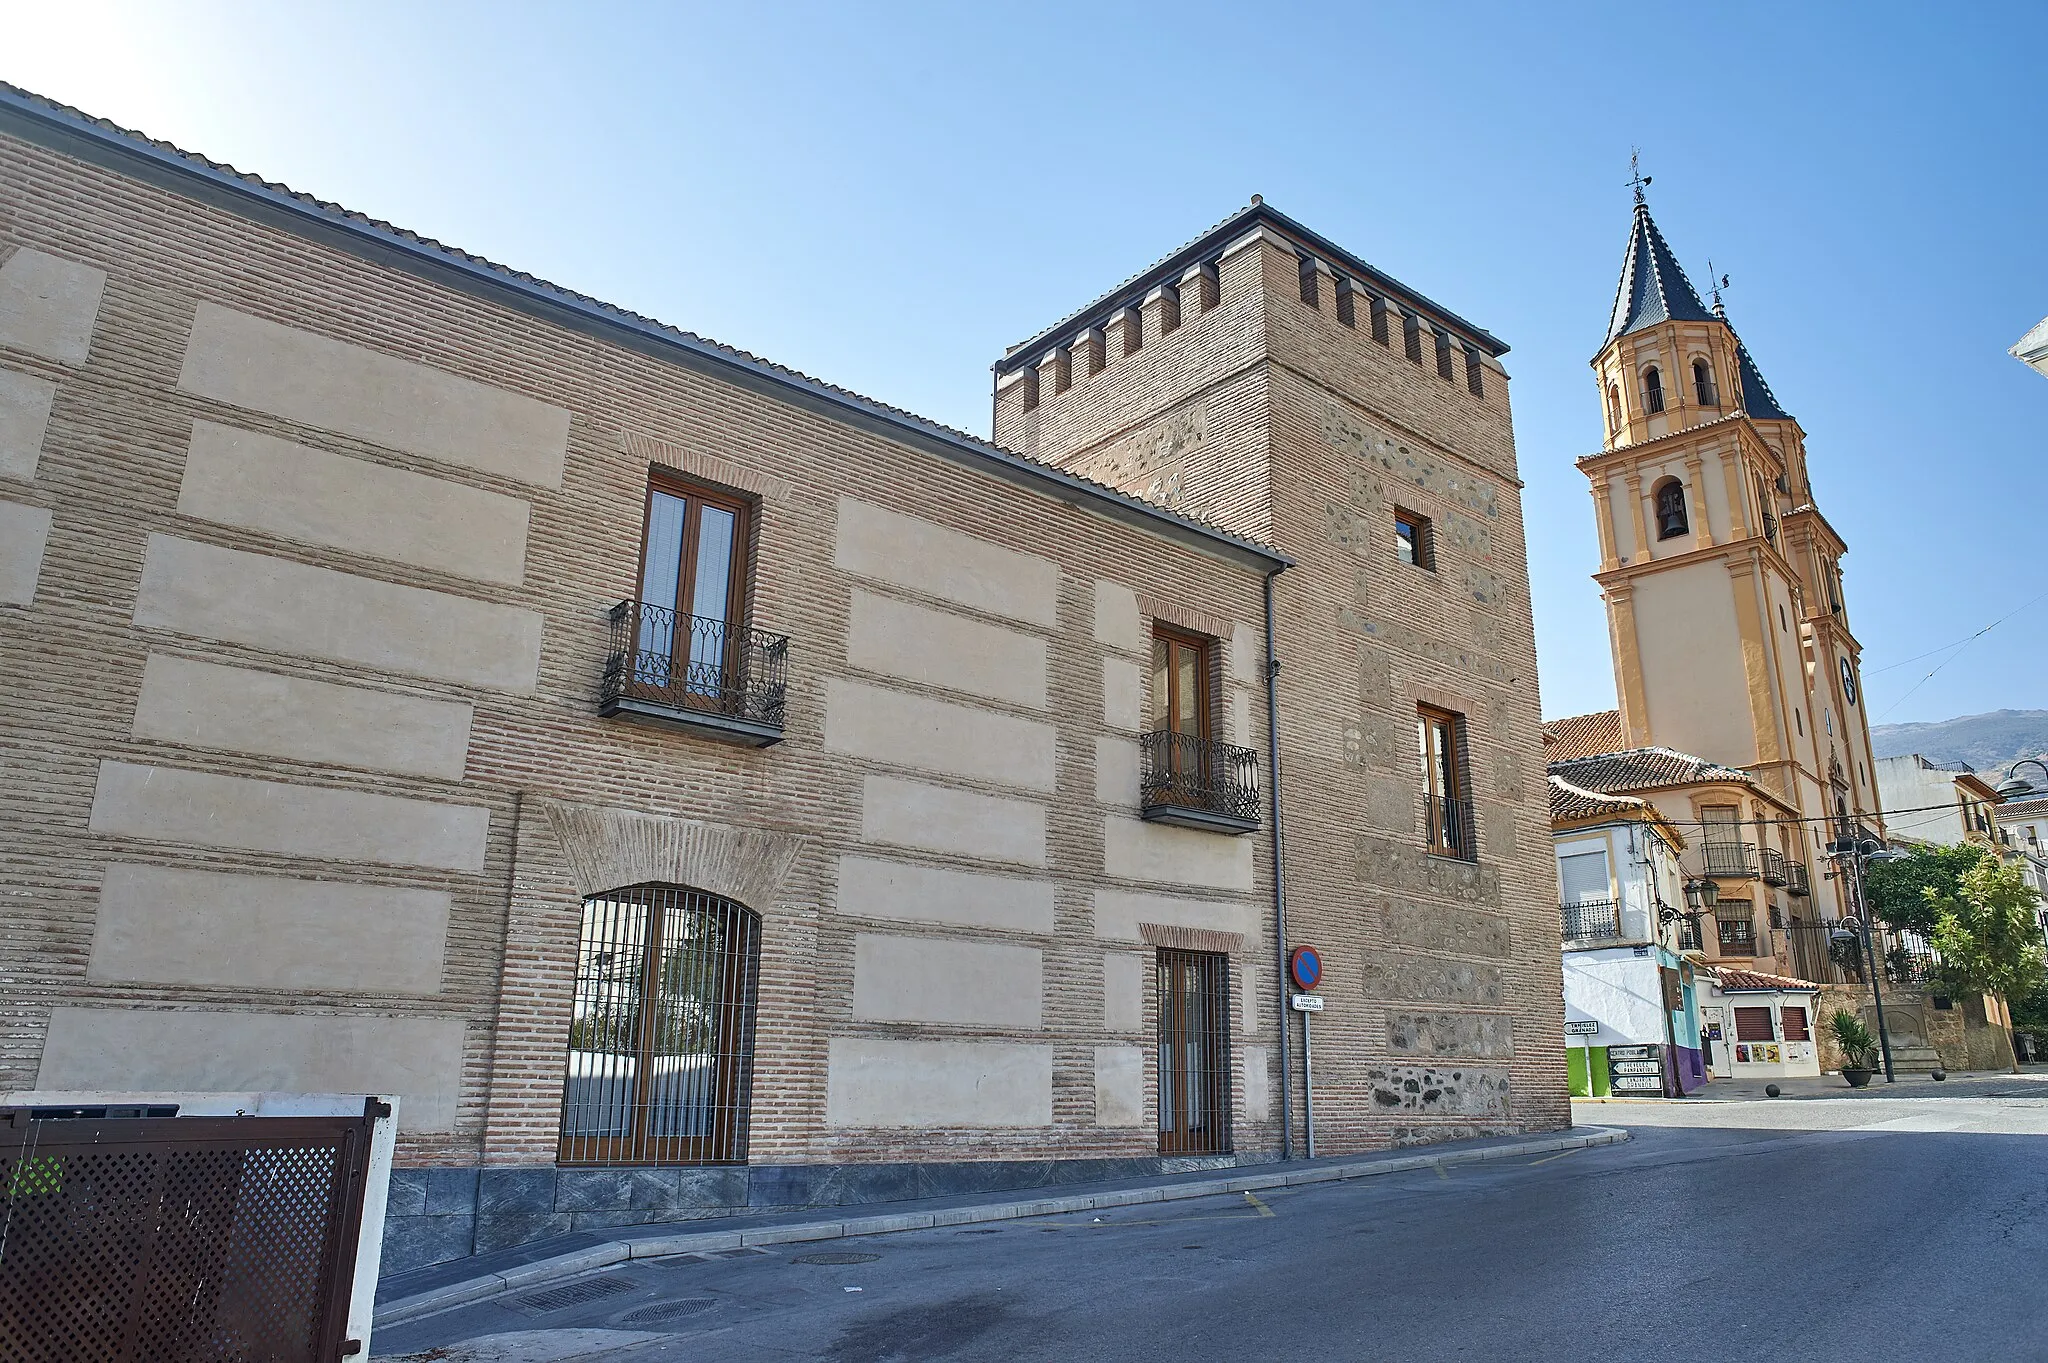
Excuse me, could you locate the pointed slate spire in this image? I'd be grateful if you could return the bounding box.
[1603,198,1716,349]
[1733,334,1790,420]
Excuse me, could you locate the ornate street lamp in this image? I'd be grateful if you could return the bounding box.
[1827,838,1906,1083]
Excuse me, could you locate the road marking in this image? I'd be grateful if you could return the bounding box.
[1245,1193,1275,1218]
[1433,1163,1448,1180]
[1527,1147,1582,1167]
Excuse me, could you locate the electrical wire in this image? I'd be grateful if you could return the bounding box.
[1866,588,2048,723]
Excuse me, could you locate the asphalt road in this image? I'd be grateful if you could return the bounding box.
[378,1085,2048,1363]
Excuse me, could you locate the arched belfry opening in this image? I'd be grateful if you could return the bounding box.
[559,883,761,1166]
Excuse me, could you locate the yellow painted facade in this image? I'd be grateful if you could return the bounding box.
[1578,197,1885,934]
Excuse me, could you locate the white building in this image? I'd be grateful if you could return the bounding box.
[1550,775,1707,1095]
[1695,967,1823,1080]
[1874,754,2005,851]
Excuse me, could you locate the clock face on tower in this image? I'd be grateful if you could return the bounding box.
[1841,657,1858,706]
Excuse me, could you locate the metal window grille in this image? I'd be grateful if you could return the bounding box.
[1700,841,1759,879]
[1561,898,1622,941]
[1716,905,1758,957]
[1157,949,1231,1156]
[559,885,760,1166]
[1427,795,1477,861]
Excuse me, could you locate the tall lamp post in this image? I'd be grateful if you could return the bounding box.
[1828,836,1906,1084]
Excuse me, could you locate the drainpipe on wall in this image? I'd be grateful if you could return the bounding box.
[1263,568,1293,1160]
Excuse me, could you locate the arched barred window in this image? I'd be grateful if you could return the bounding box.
[560,884,760,1166]
[1643,365,1666,414]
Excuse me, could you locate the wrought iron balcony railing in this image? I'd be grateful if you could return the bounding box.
[1561,899,1622,942]
[1701,841,1759,879]
[1761,848,1789,886]
[1139,731,1260,835]
[1427,795,1477,862]
[600,600,789,746]
[1785,861,1811,896]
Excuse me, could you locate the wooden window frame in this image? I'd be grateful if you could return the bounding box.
[633,471,755,710]
[1418,704,1470,859]
[1150,624,1215,744]
[1394,508,1434,570]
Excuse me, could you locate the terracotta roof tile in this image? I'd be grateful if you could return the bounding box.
[1548,774,1650,825]
[1543,710,1626,762]
[1708,967,1820,992]
[1548,746,1755,796]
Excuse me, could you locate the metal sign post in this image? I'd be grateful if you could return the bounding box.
[1288,947,1323,1160]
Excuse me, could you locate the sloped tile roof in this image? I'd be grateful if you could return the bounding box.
[1603,199,1716,349]
[0,82,1289,569]
[1548,774,1649,825]
[1730,326,1791,421]
[1708,967,1821,993]
[1548,745,1755,795]
[1543,710,1626,762]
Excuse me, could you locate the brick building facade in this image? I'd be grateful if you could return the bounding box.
[0,88,1564,1275]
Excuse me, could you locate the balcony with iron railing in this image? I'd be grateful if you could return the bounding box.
[1426,795,1478,862]
[1785,861,1811,896]
[600,600,789,746]
[1700,841,1759,880]
[1561,898,1622,944]
[1139,731,1260,835]
[1760,848,1789,886]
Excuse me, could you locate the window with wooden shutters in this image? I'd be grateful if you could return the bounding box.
[1733,1006,1775,1042]
[1781,1006,1810,1042]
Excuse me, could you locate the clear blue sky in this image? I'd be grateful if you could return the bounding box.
[11,3,2044,726]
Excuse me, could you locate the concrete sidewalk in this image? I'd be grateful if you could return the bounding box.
[1574,1067,2048,1104]
[373,1124,1628,1329]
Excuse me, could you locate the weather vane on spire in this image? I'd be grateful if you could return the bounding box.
[1627,149,1651,205]
[1705,258,1731,310]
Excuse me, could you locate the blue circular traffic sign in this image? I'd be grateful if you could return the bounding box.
[1289,945,1323,993]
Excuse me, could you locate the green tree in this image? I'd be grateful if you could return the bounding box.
[1925,857,2047,1071]
[1862,844,1990,932]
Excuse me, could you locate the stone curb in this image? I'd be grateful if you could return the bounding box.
[374,1126,1628,1327]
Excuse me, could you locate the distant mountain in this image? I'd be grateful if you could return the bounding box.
[1869,710,2048,778]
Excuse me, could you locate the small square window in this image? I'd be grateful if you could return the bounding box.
[1394,511,1433,570]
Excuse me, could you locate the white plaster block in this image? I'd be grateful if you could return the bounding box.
[826,1039,1053,1127]
[1241,1045,1272,1120]
[1103,952,1145,1032]
[1094,735,1139,807]
[1229,689,1252,746]
[38,1007,465,1132]
[0,248,106,361]
[177,302,569,488]
[89,864,448,994]
[178,420,531,585]
[852,934,1043,1028]
[1092,580,1142,652]
[1093,888,1259,943]
[1094,1046,1146,1127]
[858,774,1046,867]
[1242,969,1259,1035]
[835,855,1054,934]
[1230,622,1260,685]
[1102,657,1142,732]
[88,760,488,872]
[1103,815,1256,891]
[131,654,473,780]
[0,499,52,605]
[825,678,1056,792]
[132,534,543,691]
[0,368,57,481]
[833,496,1059,627]
[846,589,1046,709]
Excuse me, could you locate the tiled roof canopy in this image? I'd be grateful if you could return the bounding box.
[1603,200,1716,349]
[1543,710,1626,763]
[1548,746,1755,796]
[1733,333,1791,420]
[1548,774,1649,825]
[1709,967,1821,993]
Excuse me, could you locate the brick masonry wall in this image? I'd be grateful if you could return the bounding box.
[1006,226,1570,1147]
[0,123,1285,1204]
